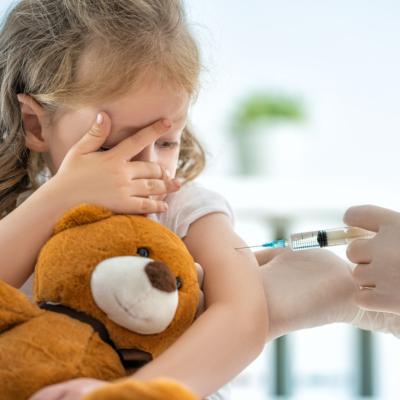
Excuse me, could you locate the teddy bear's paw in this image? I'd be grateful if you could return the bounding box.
[83,377,199,400]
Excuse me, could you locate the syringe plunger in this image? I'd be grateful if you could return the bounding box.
[289,227,373,251]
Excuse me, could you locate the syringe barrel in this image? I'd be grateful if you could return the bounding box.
[289,227,373,251]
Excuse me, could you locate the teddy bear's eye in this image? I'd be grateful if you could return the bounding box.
[137,247,150,257]
[176,276,182,290]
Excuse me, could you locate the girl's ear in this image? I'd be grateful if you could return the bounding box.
[17,93,49,152]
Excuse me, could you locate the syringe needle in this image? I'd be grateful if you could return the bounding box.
[236,240,288,250]
[235,245,265,249]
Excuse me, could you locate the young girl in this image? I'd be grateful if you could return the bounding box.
[0,1,268,399]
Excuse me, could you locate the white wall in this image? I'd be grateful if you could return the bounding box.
[184,0,400,181]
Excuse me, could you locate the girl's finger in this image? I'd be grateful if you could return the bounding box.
[130,178,180,197]
[128,161,166,180]
[194,262,204,287]
[195,290,205,319]
[346,238,373,264]
[111,119,172,161]
[70,112,112,156]
[128,196,169,214]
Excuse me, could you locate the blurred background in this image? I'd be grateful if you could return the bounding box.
[181,1,400,399]
[2,0,399,398]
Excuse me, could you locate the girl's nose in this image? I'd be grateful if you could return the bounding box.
[131,144,157,162]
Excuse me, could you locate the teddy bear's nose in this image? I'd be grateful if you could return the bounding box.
[145,261,176,292]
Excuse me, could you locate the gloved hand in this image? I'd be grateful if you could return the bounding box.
[344,204,400,316]
[258,247,400,340]
[259,248,357,340]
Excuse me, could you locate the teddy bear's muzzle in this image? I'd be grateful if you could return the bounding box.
[91,256,179,335]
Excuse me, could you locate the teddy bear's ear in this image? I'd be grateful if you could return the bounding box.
[53,204,114,234]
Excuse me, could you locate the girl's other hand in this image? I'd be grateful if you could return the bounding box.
[28,378,107,400]
[50,112,180,214]
[194,262,205,319]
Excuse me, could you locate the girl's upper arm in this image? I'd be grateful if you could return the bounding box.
[183,212,265,308]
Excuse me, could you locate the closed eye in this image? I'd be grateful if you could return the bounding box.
[156,141,179,149]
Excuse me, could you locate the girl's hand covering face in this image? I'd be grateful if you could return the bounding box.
[50,112,181,214]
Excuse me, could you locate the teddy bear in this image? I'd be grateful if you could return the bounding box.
[0,204,200,400]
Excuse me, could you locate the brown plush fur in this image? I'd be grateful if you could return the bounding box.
[0,204,200,400]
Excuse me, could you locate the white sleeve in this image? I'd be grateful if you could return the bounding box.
[164,183,235,239]
[205,383,232,400]
[352,309,400,338]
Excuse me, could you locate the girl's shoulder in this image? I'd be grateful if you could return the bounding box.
[151,181,234,238]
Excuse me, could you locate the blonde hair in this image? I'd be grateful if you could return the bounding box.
[0,0,205,217]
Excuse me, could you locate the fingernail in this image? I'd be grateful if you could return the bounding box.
[162,119,172,129]
[162,202,169,211]
[96,113,104,125]
[164,168,171,178]
[172,178,181,188]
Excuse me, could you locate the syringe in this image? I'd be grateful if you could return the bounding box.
[237,226,374,251]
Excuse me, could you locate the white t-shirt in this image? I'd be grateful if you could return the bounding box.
[148,181,234,238]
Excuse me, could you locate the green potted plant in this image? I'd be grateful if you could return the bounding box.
[230,92,305,175]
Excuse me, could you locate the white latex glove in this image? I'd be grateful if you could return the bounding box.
[258,248,400,340]
[344,204,400,316]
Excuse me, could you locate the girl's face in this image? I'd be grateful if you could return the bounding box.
[41,81,190,178]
